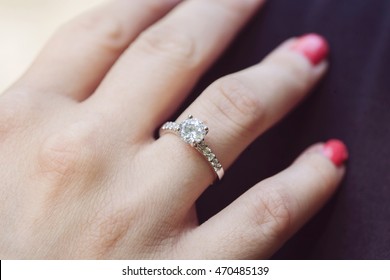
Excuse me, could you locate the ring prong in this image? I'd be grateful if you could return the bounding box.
[159,119,224,181]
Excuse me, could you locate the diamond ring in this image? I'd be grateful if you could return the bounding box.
[159,115,224,181]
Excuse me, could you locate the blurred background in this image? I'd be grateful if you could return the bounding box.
[0,0,104,92]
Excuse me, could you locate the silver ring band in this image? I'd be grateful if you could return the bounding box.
[159,115,224,181]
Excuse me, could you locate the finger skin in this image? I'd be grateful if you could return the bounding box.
[178,39,327,169]
[150,37,328,212]
[18,0,181,100]
[90,0,266,130]
[182,143,346,259]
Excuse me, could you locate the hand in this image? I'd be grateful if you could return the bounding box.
[0,0,347,259]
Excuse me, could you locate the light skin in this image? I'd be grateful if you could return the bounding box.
[0,0,345,259]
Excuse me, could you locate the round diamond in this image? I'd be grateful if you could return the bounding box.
[179,118,207,144]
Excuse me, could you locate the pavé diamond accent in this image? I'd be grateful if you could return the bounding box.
[159,115,224,181]
[162,122,179,131]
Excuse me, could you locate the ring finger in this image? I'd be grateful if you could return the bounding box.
[151,34,329,208]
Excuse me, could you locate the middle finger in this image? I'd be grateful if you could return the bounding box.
[89,0,266,134]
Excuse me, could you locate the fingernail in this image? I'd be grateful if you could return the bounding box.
[322,139,349,167]
[291,33,329,65]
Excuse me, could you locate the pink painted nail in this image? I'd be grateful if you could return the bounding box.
[322,139,349,167]
[291,33,329,65]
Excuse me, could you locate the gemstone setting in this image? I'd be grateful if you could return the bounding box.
[179,116,208,145]
[159,115,224,180]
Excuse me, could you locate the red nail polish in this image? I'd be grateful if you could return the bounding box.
[291,33,329,65]
[322,139,349,167]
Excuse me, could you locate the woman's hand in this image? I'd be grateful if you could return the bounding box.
[0,0,347,259]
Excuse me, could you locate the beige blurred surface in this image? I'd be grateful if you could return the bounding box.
[0,0,104,92]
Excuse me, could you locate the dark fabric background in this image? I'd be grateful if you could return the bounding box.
[181,0,390,259]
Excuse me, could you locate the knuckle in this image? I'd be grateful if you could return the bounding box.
[65,10,127,53]
[85,196,168,257]
[209,77,265,135]
[134,24,197,68]
[85,205,135,256]
[249,184,296,242]
[38,120,102,184]
[39,133,85,182]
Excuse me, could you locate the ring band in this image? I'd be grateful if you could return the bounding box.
[159,115,224,180]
